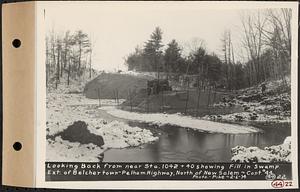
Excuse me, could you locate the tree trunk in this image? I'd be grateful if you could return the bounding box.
[89,50,92,79]
[196,85,202,116]
[56,47,60,89]
[67,57,71,86]
[184,79,190,114]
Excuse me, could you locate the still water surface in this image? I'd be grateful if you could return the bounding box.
[103,122,290,162]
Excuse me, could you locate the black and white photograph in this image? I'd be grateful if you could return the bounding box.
[44,1,294,166]
[1,0,298,189]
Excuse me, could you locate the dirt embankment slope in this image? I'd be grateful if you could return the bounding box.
[84,72,232,115]
[84,73,154,99]
[84,72,290,120]
[121,89,229,115]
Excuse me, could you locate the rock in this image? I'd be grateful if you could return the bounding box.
[248,146,259,152]
[249,113,258,120]
[281,101,291,111]
[231,146,246,156]
[243,106,250,111]
[235,115,244,121]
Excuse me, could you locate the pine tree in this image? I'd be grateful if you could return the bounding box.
[164,39,183,75]
[143,27,164,78]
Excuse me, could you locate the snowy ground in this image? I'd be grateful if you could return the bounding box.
[202,112,290,123]
[204,77,291,124]
[102,106,259,134]
[46,92,158,162]
[46,75,291,162]
[119,70,157,79]
[231,137,291,163]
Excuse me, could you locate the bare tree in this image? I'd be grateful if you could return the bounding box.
[183,38,206,78]
[46,30,93,88]
[262,8,291,78]
[61,31,71,78]
[241,10,267,84]
[88,36,95,79]
[55,39,62,89]
[45,36,50,87]
[221,30,234,89]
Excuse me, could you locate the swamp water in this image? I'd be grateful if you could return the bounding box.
[103,122,290,162]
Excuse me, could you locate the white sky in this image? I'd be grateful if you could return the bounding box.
[40,1,290,71]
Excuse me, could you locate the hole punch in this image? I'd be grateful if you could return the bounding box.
[13,142,22,151]
[12,39,21,48]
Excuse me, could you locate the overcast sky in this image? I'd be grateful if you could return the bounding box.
[40,1,290,71]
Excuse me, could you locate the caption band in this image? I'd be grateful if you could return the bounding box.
[46,162,291,181]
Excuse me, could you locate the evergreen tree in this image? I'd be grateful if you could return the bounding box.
[190,47,206,75]
[204,54,222,83]
[125,46,145,71]
[143,27,164,76]
[164,39,184,74]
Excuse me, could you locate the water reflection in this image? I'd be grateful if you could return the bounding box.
[104,123,290,162]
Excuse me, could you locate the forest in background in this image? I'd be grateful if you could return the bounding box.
[125,9,291,90]
[45,30,95,89]
[45,9,291,91]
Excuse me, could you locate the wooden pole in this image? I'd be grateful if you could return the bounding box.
[113,90,116,104]
[184,78,190,114]
[147,94,149,113]
[116,89,119,105]
[161,89,164,112]
[212,86,217,105]
[196,85,202,116]
[97,87,101,107]
[207,85,211,107]
[128,89,133,112]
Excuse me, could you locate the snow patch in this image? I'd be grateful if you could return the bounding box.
[47,137,105,162]
[97,120,158,148]
[231,136,291,163]
[102,106,259,134]
[119,70,157,78]
[47,93,158,162]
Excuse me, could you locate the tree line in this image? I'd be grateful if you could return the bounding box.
[125,8,291,90]
[240,9,291,87]
[45,30,93,88]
